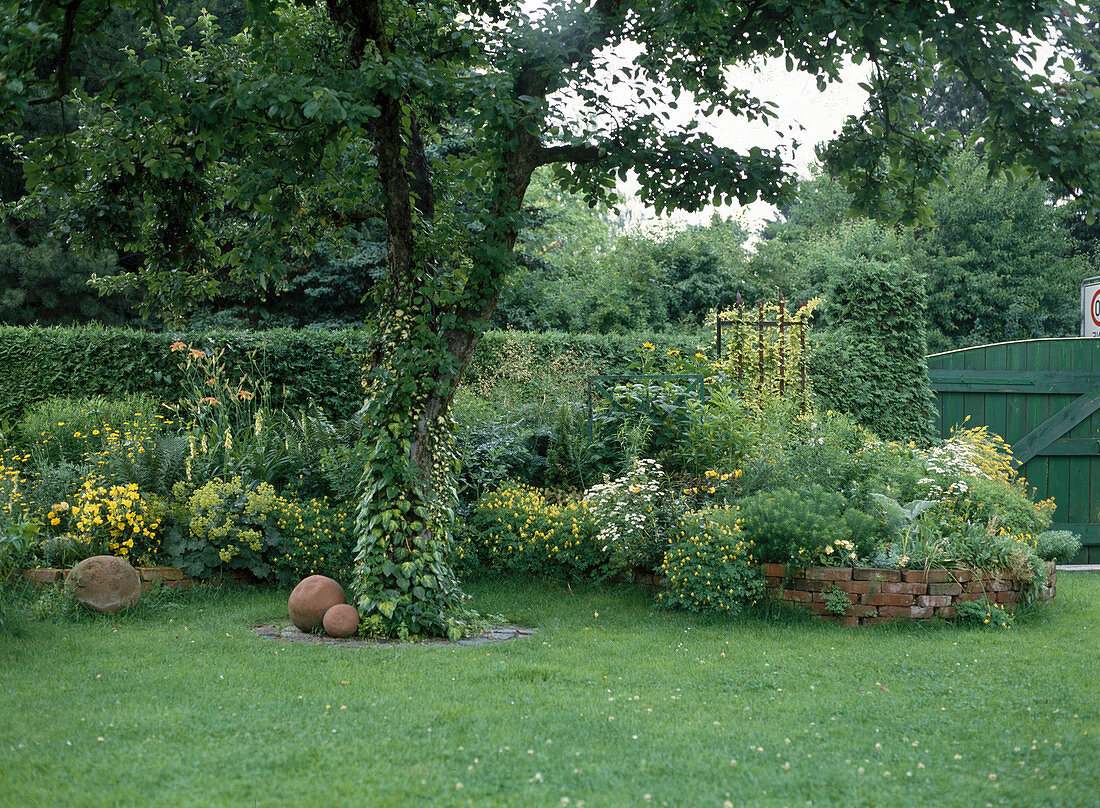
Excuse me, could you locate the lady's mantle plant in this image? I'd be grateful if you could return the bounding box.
[173,477,281,580]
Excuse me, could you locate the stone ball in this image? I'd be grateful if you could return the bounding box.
[288,575,346,632]
[323,603,360,638]
[66,555,141,613]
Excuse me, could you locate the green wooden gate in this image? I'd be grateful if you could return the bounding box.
[928,338,1100,563]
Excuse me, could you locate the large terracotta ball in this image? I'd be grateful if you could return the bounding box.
[323,603,360,638]
[288,575,346,632]
[66,555,141,613]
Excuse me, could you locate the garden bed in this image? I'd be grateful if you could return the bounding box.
[760,562,1057,626]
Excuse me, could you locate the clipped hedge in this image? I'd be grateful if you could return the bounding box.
[809,259,936,443]
[0,325,370,420]
[1,323,930,436]
[0,325,693,420]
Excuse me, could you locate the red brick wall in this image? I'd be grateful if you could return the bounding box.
[760,563,1057,626]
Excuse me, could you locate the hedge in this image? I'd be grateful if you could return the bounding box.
[0,325,691,421]
[0,324,931,441]
[808,258,936,443]
[0,326,367,421]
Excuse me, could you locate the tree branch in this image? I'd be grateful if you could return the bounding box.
[534,143,602,167]
[512,0,625,99]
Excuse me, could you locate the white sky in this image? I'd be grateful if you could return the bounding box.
[613,57,872,234]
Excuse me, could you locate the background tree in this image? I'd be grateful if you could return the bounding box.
[0,0,252,326]
[6,0,1100,636]
[760,152,1084,352]
[502,178,755,334]
[649,215,756,327]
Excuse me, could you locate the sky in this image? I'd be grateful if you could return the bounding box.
[614,57,872,235]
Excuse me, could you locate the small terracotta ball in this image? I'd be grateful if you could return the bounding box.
[323,603,360,638]
[288,575,346,632]
[66,555,141,613]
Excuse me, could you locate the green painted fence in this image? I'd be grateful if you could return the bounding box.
[928,338,1100,564]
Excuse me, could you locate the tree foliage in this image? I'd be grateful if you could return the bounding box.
[762,150,1084,352]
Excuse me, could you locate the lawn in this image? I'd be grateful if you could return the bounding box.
[1,574,1097,808]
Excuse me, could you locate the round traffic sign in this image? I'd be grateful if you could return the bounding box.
[1092,288,1100,328]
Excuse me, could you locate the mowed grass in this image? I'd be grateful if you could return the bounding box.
[1,574,1097,808]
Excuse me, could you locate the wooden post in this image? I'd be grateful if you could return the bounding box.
[757,300,764,395]
[799,303,808,412]
[778,294,786,397]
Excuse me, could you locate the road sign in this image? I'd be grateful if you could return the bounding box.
[1082,276,1100,337]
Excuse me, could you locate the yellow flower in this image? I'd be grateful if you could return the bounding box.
[643,343,655,351]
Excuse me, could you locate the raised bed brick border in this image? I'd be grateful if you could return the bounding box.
[23,566,198,592]
[760,562,1057,626]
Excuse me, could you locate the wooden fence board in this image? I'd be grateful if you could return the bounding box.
[928,339,1100,564]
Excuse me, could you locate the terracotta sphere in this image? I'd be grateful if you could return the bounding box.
[323,603,360,638]
[288,575,346,632]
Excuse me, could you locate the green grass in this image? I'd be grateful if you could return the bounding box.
[1,574,1097,808]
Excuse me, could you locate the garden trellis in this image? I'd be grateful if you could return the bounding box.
[713,294,813,407]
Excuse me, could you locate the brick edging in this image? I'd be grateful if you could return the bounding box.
[761,562,1057,626]
[22,566,198,592]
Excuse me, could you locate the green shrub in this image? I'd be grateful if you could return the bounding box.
[162,478,355,585]
[951,475,1052,537]
[658,510,763,614]
[683,385,752,474]
[463,330,688,400]
[843,507,886,557]
[849,437,927,510]
[22,459,87,523]
[590,378,706,474]
[13,397,189,504]
[741,406,873,496]
[15,394,164,463]
[275,409,361,502]
[943,520,1042,580]
[452,397,556,500]
[738,484,855,564]
[1033,530,1082,564]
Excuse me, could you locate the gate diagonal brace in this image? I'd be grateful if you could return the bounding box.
[1010,391,1100,467]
